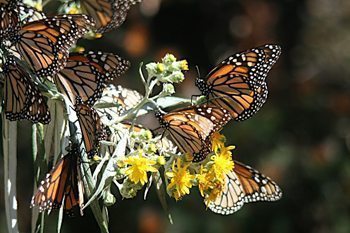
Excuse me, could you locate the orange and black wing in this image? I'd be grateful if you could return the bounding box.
[208,160,282,215]
[158,105,231,162]
[79,0,141,33]
[14,14,95,78]
[234,160,282,203]
[3,57,50,123]
[75,102,106,158]
[54,52,129,106]
[196,44,281,121]
[0,0,20,41]
[31,149,81,216]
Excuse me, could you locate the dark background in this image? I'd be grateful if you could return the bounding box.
[1,0,350,232]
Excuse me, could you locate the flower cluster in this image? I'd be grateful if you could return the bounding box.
[163,132,235,202]
[107,124,235,204]
[146,54,189,83]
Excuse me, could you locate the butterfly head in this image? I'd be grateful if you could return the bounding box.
[155,111,169,128]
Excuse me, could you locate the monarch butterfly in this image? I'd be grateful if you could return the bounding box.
[2,56,50,123]
[207,160,282,215]
[0,0,19,41]
[156,105,232,162]
[13,14,95,78]
[95,85,143,124]
[75,101,107,158]
[78,0,142,33]
[31,145,83,216]
[54,52,130,106]
[195,44,281,121]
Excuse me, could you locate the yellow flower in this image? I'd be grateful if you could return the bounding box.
[218,145,236,159]
[68,7,80,14]
[166,158,195,200]
[34,3,43,11]
[211,151,234,180]
[197,166,225,203]
[124,153,157,185]
[196,166,212,196]
[94,33,103,39]
[197,133,236,205]
[211,132,226,152]
[204,183,223,204]
[180,60,189,71]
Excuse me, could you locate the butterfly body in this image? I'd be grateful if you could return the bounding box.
[196,44,281,121]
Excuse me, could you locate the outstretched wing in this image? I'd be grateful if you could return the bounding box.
[208,160,282,215]
[197,44,281,121]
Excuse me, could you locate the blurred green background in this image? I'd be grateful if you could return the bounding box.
[1,0,350,232]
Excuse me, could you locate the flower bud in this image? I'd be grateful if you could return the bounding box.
[162,54,177,64]
[162,83,175,95]
[157,156,166,165]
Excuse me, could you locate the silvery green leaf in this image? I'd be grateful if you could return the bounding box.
[57,204,64,233]
[153,171,171,219]
[103,187,116,206]
[94,102,122,109]
[143,175,153,200]
[156,96,192,109]
[93,153,110,182]
[84,136,127,209]
[102,206,109,225]
[44,99,66,163]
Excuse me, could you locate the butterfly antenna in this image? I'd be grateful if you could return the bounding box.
[190,65,202,105]
[195,65,201,78]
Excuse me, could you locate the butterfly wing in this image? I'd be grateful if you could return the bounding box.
[234,160,282,203]
[76,51,130,80]
[55,52,130,106]
[31,150,80,216]
[207,170,245,215]
[80,0,141,33]
[207,160,282,215]
[14,14,95,78]
[164,111,212,161]
[75,102,106,158]
[95,85,143,124]
[198,44,281,121]
[0,0,20,41]
[3,57,50,123]
[161,105,231,162]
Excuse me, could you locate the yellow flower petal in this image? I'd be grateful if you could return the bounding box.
[166,158,194,200]
[123,154,157,185]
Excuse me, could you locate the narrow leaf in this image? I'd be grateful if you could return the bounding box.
[153,171,173,223]
[3,116,19,233]
[156,96,191,109]
[84,136,127,209]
